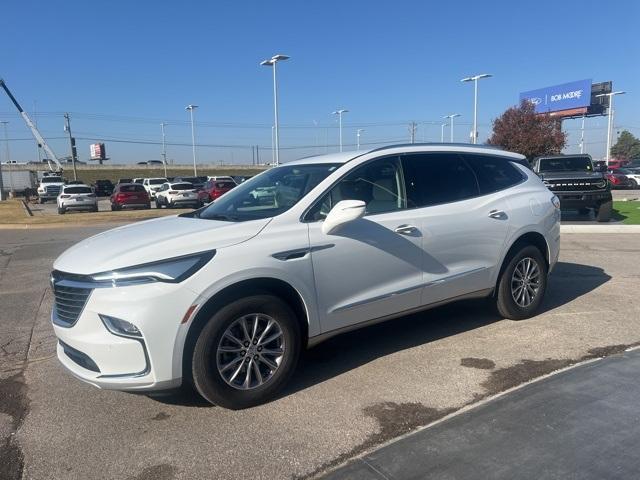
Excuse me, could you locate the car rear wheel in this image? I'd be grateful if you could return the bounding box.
[91,205,98,212]
[596,200,612,222]
[629,179,638,188]
[495,245,547,320]
[192,295,301,409]
[57,206,65,215]
[111,204,120,211]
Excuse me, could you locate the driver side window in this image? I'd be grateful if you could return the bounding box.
[308,156,406,221]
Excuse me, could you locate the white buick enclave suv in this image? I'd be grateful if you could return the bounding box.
[51,144,560,409]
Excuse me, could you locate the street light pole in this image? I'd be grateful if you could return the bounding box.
[332,109,348,152]
[185,105,198,176]
[461,74,492,144]
[443,114,461,142]
[160,122,168,178]
[357,129,364,150]
[261,54,290,166]
[596,91,626,165]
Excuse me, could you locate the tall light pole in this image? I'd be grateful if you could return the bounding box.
[440,123,446,143]
[443,114,461,142]
[160,122,168,178]
[596,91,626,164]
[185,105,198,176]
[332,109,348,152]
[461,74,492,144]
[261,54,290,166]
[356,128,364,150]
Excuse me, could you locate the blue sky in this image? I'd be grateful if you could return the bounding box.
[1,0,638,164]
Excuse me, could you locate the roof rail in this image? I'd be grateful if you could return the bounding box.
[366,142,505,154]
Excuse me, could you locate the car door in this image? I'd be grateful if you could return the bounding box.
[306,156,424,333]
[400,153,514,305]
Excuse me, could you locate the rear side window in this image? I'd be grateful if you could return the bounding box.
[463,154,524,194]
[119,185,146,193]
[401,153,479,208]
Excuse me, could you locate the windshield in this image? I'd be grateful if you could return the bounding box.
[149,178,167,185]
[539,156,592,172]
[196,163,339,221]
[41,177,63,183]
[171,183,194,190]
[64,186,92,194]
[179,177,200,184]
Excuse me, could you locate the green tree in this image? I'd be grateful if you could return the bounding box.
[611,130,640,160]
[487,100,567,160]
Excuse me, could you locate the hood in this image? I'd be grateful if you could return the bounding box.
[53,215,271,275]
[538,171,604,181]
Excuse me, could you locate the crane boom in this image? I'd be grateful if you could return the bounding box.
[0,78,63,172]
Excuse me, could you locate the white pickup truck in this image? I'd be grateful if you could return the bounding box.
[37,175,66,203]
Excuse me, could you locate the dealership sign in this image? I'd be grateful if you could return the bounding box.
[520,79,592,114]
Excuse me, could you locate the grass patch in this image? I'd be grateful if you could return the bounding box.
[612,201,640,224]
[0,199,189,226]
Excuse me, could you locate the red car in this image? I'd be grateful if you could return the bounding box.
[198,179,236,203]
[110,183,151,210]
[604,172,631,189]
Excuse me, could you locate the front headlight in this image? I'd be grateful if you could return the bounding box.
[90,250,215,285]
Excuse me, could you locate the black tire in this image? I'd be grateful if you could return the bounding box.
[155,199,162,209]
[39,198,46,204]
[192,295,301,409]
[495,245,547,320]
[92,205,99,212]
[629,179,638,189]
[57,206,65,215]
[596,200,612,222]
[111,203,120,211]
[145,203,151,209]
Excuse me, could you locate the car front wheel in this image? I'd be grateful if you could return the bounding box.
[495,245,547,320]
[192,295,301,409]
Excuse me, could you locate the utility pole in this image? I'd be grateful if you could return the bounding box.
[409,121,417,144]
[579,115,585,154]
[357,129,364,150]
[440,123,446,143]
[1,121,14,194]
[160,122,168,178]
[63,114,78,180]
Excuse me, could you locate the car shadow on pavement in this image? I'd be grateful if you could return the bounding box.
[148,261,610,407]
[280,261,611,400]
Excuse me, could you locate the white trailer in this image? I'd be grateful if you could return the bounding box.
[1,169,38,194]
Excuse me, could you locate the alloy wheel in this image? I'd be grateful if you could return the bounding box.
[216,314,285,390]
[511,257,541,308]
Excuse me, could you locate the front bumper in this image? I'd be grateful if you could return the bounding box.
[52,279,200,391]
[555,190,611,209]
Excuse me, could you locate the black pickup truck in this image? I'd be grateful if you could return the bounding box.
[531,154,612,222]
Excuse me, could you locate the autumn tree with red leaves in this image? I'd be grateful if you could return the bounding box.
[487,100,567,160]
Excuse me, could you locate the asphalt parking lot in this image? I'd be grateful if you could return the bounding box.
[1,227,639,479]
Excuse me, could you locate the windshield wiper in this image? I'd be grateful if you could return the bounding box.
[203,213,239,222]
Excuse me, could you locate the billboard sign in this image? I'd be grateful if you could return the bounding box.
[90,143,106,160]
[520,79,592,114]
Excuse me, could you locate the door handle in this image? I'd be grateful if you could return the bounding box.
[394,224,419,235]
[488,209,508,220]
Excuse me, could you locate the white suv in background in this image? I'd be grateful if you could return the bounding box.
[142,177,168,198]
[154,182,200,208]
[57,184,98,214]
[51,144,560,409]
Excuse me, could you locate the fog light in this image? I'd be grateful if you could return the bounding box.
[99,314,142,338]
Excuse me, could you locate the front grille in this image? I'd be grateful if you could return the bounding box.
[45,185,61,196]
[59,341,100,372]
[545,180,604,191]
[51,272,93,327]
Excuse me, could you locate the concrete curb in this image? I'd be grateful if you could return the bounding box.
[20,200,33,217]
[561,224,640,233]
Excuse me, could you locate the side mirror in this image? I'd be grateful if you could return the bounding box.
[322,200,366,235]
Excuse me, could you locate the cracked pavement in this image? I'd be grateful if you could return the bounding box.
[0,227,638,479]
